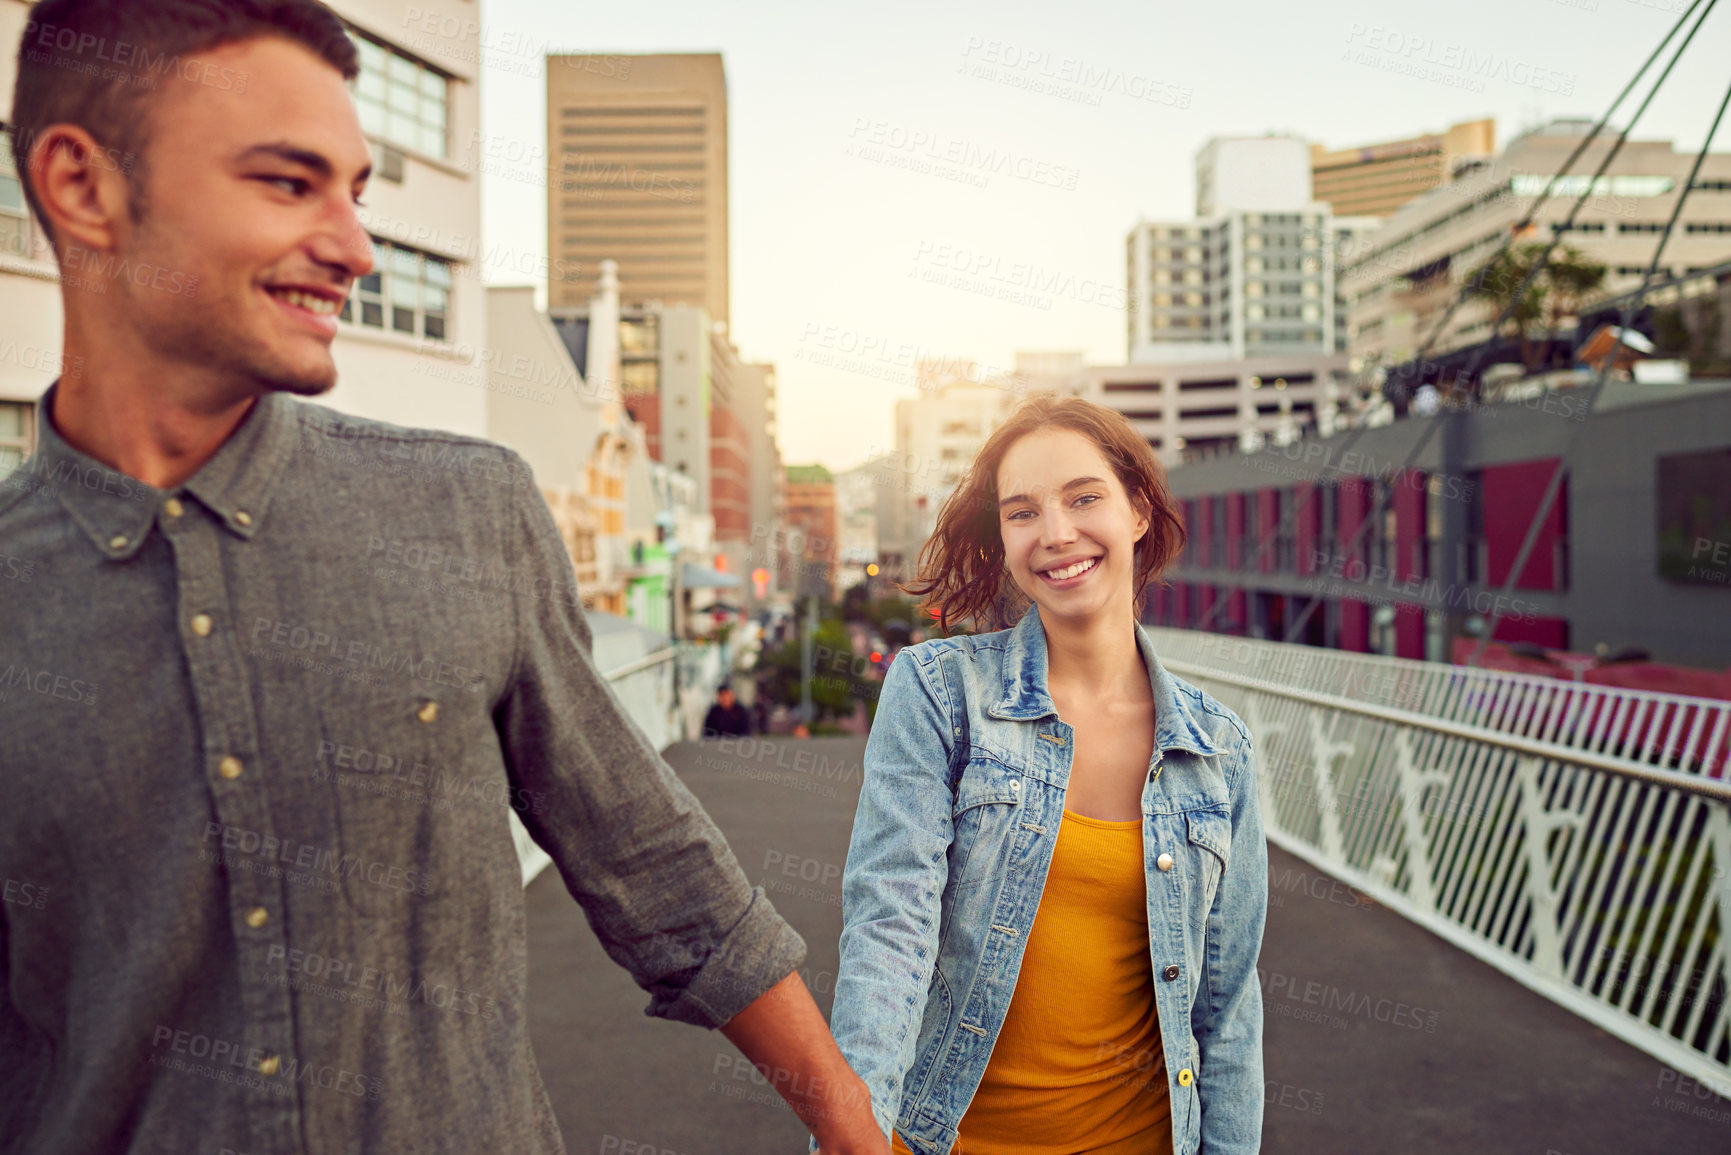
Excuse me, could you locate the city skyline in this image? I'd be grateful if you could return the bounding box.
[472,0,1731,470]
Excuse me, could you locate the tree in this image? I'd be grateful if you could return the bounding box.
[755,614,878,722]
[1465,241,1607,380]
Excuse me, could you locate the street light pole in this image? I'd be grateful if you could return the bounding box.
[799,594,815,724]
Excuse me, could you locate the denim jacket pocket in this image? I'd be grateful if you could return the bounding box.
[948,754,1022,896]
[1184,807,1232,930]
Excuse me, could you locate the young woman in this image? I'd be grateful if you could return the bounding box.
[825,396,1267,1155]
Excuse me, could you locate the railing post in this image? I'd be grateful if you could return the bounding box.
[1513,755,1573,978]
[1387,730,1445,911]
[1307,709,1350,862]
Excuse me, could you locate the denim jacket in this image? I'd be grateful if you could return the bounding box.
[824,605,1266,1155]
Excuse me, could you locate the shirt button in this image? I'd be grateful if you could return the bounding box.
[244,906,269,929]
[1009,781,1020,792]
[417,700,439,723]
[235,510,253,527]
[163,497,185,518]
[1163,964,1180,981]
[257,1055,280,1076]
[218,756,243,780]
[1156,853,1175,871]
[1178,1068,1194,1087]
[108,534,128,550]
[190,613,214,637]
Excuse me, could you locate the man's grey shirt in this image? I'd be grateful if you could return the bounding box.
[0,385,806,1154]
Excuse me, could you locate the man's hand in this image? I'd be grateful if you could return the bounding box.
[717,970,890,1155]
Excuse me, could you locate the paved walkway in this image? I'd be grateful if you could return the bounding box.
[524,736,1730,1154]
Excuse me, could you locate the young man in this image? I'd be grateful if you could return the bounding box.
[0,4,883,1153]
[703,684,753,738]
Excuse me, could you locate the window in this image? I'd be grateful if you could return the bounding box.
[349,35,449,158]
[339,238,451,340]
[621,361,658,394]
[1,126,36,259]
[619,317,660,357]
[0,400,35,482]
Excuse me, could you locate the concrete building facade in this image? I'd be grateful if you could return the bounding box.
[1,0,494,464]
[1341,120,1731,370]
[1078,353,1362,466]
[1311,118,1496,219]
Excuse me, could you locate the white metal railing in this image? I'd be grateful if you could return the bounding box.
[1147,628,1731,780]
[510,649,678,885]
[1154,633,1731,1094]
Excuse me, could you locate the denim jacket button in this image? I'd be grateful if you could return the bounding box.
[1162,964,1180,981]
[1156,853,1174,872]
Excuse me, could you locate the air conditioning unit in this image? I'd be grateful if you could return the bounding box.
[377,144,404,184]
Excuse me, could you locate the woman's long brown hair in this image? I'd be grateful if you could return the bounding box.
[901,394,1187,634]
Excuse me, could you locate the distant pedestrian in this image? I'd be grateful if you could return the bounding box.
[703,683,753,737]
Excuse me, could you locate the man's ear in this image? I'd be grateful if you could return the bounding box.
[29,124,134,258]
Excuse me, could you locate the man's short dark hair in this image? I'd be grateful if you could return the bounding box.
[8,0,359,257]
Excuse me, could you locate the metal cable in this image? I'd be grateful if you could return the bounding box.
[1183,0,1715,636]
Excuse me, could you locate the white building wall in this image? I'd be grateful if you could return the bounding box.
[1196,136,1313,216]
[656,305,711,504]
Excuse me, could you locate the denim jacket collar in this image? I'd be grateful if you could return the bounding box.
[986,603,1225,757]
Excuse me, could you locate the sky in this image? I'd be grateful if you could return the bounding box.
[473,0,1730,471]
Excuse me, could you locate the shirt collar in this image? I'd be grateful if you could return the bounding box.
[989,602,1225,757]
[33,380,299,561]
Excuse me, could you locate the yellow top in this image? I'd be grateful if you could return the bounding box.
[893,809,1172,1155]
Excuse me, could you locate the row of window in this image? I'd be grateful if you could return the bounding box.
[1174,473,1568,597]
[349,32,449,160]
[1247,303,1322,321]
[339,239,452,340]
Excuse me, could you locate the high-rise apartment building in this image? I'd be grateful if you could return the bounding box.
[1126,136,1377,365]
[1311,119,1495,219]
[545,53,728,325]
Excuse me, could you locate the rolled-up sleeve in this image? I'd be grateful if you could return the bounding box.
[493,455,805,1028]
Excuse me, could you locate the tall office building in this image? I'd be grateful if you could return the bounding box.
[545,53,729,325]
[1311,119,1495,219]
